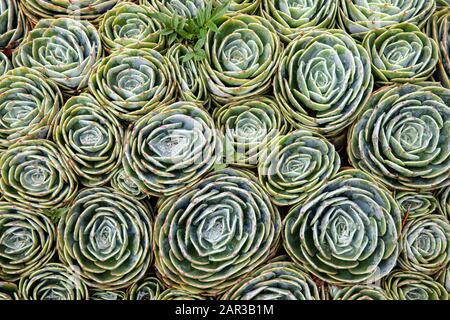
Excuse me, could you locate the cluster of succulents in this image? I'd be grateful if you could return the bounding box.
[0,0,448,301]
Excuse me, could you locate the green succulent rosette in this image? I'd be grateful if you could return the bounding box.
[110,167,146,200]
[399,215,450,275]
[258,129,340,206]
[274,29,373,139]
[158,288,210,300]
[19,263,89,300]
[427,8,450,88]
[201,14,282,103]
[395,191,439,220]
[284,169,402,285]
[0,67,62,149]
[0,52,10,76]
[0,0,28,50]
[330,285,389,300]
[221,260,325,300]
[57,187,154,290]
[19,0,124,24]
[260,0,337,42]
[363,23,439,85]
[167,43,209,105]
[338,0,436,40]
[212,96,288,167]
[53,93,124,187]
[90,289,127,300]
[127,275,165,300]
[0,281,17,300]
[0,202,56,281]
[154,168,281,296]
[0,139,78,210]
[88,48,175,122]
[348,82,450,192]
[12,18,102,94]
[437,186,449,218]
[99,2,165,52]
[123,101,222,197]
[382,270,448,300]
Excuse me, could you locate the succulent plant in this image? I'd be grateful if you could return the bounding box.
[330,285,389,300]
[436,264,449,293]
[0,139,78,210]
[90,289,127,300]
[89,48,175,122]
[260,0,337,42]
[338,0,436,40]
[382,270,448,300]
[53,93,124,187]
[99,2,165,52]
[0,201,56,281]
[395,191,439,220]
[201,14,281,103]
[167,43,209,105]
[399,215,450,275]
[0,281,17,300]
[13,18,102,94]
[158,288,210,300]
[0,52,11,76]
[146,0,208,18]
[123,101,222,197]
[284,169,402,285]
[363,23,439,85]
[127,275,165,300]
[274,29,373,139]
[19,0,124,24]
[437,186,449,219]
[154,168,281,295]
[110,167,146,200]
[212,96,288,167]
[57,187,154,290]
[217,0,260,14]
[18,263,89,300]
[348,82,450,192]
[0,0,28,50]
[221,259,325,300]
[258,129,340,206]
[427,8,450,88]
[0,67,62,149]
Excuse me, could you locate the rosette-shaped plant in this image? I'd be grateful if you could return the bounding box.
[427,8,450,88]
[111,167,145,200]
[146,0,207,18]
[363,23,439,85]
[0,282,17,300]
[212,96,288,167]
[437,186,449,218]
[127,275,165,300]
[338,0,436,40]
[57,187,154,290]
[258,129,340,206]
[53,93,124,187]
[20,0,123,24]
[348,83,450,191]
[260,0,337,42]
[158,288,209,300]
[90,290,127,300]
[395,192,439,220]
[382,270,448,300]
[201,14,281,103]
[123,101,222,197]
[331,285,389,300]
[0,52,10,76]
[154,168,281,295]
[274,29,373,139]
[89,48,175,121]
[0,67,62,149]
[99,2,165,52]
[0,139,78,209]
[221,260,324,300]
[167,44,209,105]
[0,202,56,281]
[399,215,450,275]
[0,0,27,49]
[284,169,402,285]
[12,18,102,94]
